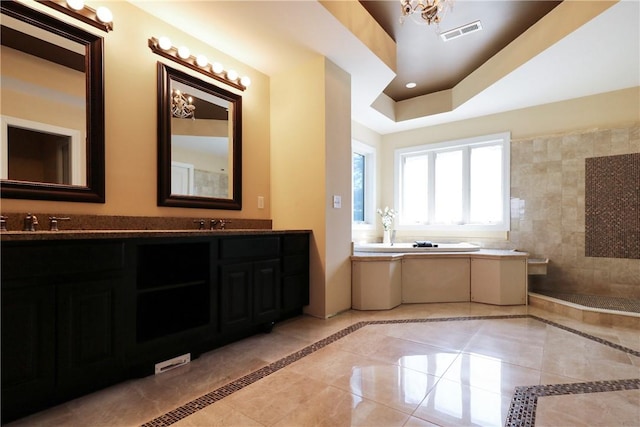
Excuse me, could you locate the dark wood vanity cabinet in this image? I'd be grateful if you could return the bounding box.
[1,241,128,422]
[0,231,310,423]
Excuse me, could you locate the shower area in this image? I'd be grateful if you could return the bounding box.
[509,124,639,319]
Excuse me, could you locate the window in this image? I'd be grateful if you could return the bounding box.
[395,132,510,231]
[353,151,365,222]
[352,140,376,227]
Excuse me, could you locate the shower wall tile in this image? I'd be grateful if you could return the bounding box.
[630,127,640,151]
[509,124,640,299]
[611,128,630,154]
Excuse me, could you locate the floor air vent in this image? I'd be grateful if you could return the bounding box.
[155,353,191,374]
[440,20,482,42]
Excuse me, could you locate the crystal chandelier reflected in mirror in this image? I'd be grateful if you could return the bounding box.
[171,90,195,119]
[400,0,453,26]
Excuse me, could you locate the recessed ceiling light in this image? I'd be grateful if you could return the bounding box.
[406,82,417,89]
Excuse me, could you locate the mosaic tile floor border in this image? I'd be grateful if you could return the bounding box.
[142,314,640,427]
[535,291,640,313]
[505,378,640,427]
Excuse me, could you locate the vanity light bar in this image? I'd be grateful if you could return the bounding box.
[148,37,250,91]
[39,0,114,32]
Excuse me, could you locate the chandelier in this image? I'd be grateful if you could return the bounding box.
[171,89,195,119]
[399,0,452,26]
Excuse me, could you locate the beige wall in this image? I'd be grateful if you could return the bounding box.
[1,1,270,220]
[323,60,352,317]
[378,87,640,225]
[272,56,328,317]
[271,56,353,318]
[376,87,640,298]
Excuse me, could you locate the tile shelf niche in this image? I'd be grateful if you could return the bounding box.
[0,230,310,423]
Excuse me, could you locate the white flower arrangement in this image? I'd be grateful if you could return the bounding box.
[376,206,397,231]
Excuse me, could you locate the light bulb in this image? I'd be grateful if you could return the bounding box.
[177,46,190,59]
[158,37,172,50]
[66,0,84,11]
[212,62,224,74]
[196,54,208,67]
[96,6,113,23]
[240,76,251,87]
[226,69,238,81]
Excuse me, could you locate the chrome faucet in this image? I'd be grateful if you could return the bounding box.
[193,219,206,230]
[0,215,7,231]
[23,213,38,231]
[210,219,230,230]
[49,216,71,231]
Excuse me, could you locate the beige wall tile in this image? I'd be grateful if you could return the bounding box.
[512,124,640,298]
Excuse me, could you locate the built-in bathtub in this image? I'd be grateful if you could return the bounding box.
[351,245,528,309]
[354,242,481,253]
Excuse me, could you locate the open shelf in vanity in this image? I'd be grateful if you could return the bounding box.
[136,242,211,342]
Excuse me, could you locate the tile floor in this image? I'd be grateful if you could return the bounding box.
[7,303,640,427]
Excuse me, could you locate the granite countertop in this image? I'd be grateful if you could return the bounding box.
[0,229,311,242]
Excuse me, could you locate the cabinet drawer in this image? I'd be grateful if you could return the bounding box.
[219,237,279,260]
[283,234,309,255]
[2,242,125,279]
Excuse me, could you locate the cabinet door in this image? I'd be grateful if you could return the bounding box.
[282,274,307,312]
[219,262,253,332]
[281,234,310,313]
[57,276,125,396]
[253,259,280,324]
[1,283,56,423]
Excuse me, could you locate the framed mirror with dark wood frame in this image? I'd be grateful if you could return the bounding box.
[0,0,105,203]
[157,62,242,210]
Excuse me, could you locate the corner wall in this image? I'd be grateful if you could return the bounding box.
[271,56,327,317]
[271,56,352,318]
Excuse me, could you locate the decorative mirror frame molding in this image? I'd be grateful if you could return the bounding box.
[0,0,105,203]
[157,62,242,210]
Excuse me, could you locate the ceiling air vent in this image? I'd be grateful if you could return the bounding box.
[440,20,483,42]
